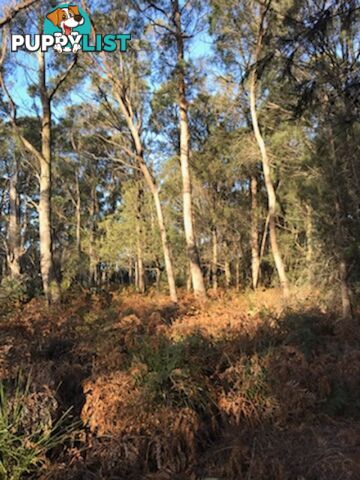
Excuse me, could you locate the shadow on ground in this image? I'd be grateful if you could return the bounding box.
[1,289,360,479]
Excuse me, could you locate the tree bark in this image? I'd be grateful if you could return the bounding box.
[112,89,178,303]
[155,264,162,292]
[7,156,22,278]
[339,260,352,319]
[139,163,177,301]
[172,0,206,298]
[186,263,192,292]
[136,183,146,294]
[89,183,98,287]
[224,257,232,288]
[1,36,76,303]
[235,255,241,291]
[212,227,218,291]
[329,126,353,320]
[305,203,314,283]
[0,0,40,29]
[136,241,145,293]
[38,52,61,303]
[128,256,134,286]
[134,258,138,290]
[249,74,289,299]
[250,176,260,290]
[75,172,81,255]
[248,6,289,299]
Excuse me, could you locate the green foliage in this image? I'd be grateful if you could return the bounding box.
[240,359,269,404]
[97,182,161,265]
[279,313,325,357]
[0,377,77,480]
[61,251,89,291]
[0,277,29,309]
[130,335,213,412]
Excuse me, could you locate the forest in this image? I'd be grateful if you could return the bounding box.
[0,0,359,479]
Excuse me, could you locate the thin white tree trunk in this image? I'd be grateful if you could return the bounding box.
[112,89,178,303]
[173,0,206,298]
[38,52,61,303]
[339,260,352,319]
[212,228,218,291]
[89,184,97,287]
[139,161,178,302]
[250,176,260,289]
[224,256,232,288]
[305,203,314,283]
[249,71,289,299]
[75,172,81,255]
[235,255,241,291]
[136,184,146,294]
[7,157,22,278]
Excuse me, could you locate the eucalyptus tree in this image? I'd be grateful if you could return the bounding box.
[0,6,79,303]
[133,0,208,298]
[81,0,178,301]
[5,139,23,279]
[210,0,290,298]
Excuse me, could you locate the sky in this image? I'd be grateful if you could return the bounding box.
[1,1,214,120]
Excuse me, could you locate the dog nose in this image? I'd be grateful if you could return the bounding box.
[74,15,82,21]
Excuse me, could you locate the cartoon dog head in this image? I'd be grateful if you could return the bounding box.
[46,5,84,36]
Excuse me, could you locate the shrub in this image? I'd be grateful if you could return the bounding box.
[130,335,214,412]
[0,276,29,308]
[0,376,77,480]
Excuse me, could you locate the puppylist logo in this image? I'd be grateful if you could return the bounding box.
[11,3,131,53]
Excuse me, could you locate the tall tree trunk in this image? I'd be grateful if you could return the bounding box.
[38,52,61,303]
[136,240,145,293]
[134,258,139,290]
[250,175,260,290]
[136,183,146,294]
[339,260,352,319]
[235,255,241,291]
[329,127,353,320]
[75,172,81,255]
[212,227,218,291]
[128,256,134,286]
[225,263,232,288]
[89,184,97,287]
[7,157,22,278]
[155,263,162,292]
[172,0,206,298]
[139,163,177,301]
[249,71,289,299]
[305,203,314,283]
[249,8,289,299]
[186,263,192,292]
[112,89,178,303]
[224,247,232,288]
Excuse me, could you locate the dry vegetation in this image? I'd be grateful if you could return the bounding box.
[1,288,359,479]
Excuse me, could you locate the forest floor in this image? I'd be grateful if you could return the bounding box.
[1,287,360,480]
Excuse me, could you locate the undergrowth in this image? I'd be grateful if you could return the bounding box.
[0,376,77,480]
[1,289,359,479]
[129,334,215,412]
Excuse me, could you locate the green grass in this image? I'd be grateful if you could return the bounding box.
[0,376,78,480]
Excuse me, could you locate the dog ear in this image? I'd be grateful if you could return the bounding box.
[46,8,61,26]
[69,5,80,16]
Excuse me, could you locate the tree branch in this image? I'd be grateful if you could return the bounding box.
[49,56,78,102]
[0,0,39,29]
